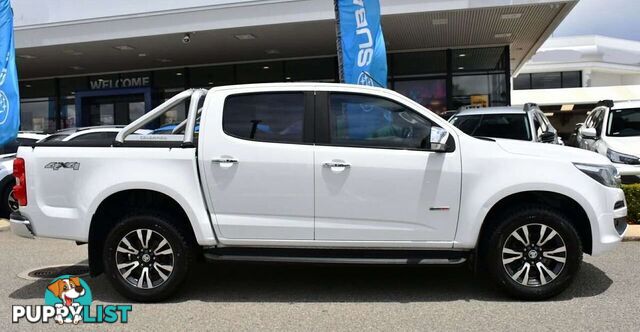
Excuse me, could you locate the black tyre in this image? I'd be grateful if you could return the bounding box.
[0,179,17,219]
[103,211,194,302]
[485,205,582,300]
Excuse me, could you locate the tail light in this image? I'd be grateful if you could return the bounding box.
[13,158,27,206]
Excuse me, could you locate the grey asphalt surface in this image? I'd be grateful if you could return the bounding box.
[0,229,638,331]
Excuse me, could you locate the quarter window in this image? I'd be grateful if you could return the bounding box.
[328,93,434,149]
[223,93,305,144]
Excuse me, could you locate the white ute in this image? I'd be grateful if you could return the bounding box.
[10,83,628,301]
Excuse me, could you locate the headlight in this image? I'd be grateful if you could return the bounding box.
[606,149,640,165]
[574,163,621,188]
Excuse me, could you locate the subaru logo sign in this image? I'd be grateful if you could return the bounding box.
[357,72,375,87]
[0,90,8,125]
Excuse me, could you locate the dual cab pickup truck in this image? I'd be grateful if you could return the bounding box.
[10,83,628,301]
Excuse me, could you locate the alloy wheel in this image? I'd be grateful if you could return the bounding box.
[115,229,175,289]
[501,223,567,287]
[7,190,19,212]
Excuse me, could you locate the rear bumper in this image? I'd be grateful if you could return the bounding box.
[9,212,35,239]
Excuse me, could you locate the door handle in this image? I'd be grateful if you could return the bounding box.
[212,158,238,164]
[323,161,351,168]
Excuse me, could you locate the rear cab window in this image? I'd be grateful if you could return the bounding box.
[222,92,306,144]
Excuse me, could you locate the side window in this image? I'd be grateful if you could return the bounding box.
[223,93,305,144]
[328,93,435,149]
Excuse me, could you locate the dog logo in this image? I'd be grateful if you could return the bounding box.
[44,275,92,325]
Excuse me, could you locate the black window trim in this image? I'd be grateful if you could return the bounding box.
[221,91,314,146]
[315,91,455,153]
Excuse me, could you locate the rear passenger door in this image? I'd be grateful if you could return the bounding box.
[199,91,315,240]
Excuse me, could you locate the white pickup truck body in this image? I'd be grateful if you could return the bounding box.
[11,83,628,301]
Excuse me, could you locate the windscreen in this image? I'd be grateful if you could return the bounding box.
[450,114,531,141]
[607,108,640,137]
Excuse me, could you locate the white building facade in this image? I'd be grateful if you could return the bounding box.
[12,0,578,132]
[512,35,640,138]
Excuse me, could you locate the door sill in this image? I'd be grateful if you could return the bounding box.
[203,247,469,265]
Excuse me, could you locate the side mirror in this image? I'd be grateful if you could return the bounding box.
[430,127,450,152]
[539,131,556,143]
[579,126,597,139]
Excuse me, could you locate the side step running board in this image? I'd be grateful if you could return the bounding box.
[203,247,469,265]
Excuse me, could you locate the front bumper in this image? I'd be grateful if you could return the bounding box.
[9,212,35,239]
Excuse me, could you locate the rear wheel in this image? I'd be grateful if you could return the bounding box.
[103,212,194,302]
[485,206,582,300]
[0,180,17,219]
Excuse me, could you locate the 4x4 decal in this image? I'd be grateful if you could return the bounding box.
[44,162,80,171]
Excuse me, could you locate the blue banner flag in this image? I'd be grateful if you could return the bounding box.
[335,0,387,88]
[0,0,19,145]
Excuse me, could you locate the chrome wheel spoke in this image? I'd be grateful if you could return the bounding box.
[154,239,169,255]
[543,245,567,263]
[536,262,557,285]
[512,230,528,246]
[137,267,152,289]
[538,230,557,246]
[137,229,152,249]
[117,237,139,255]
[153,263,173,281]
[502,254,523,264]
[511,262,531,285]
[117,261,140,279]
[536,225,547,246]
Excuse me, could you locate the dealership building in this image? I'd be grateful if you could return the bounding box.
[12,0,577,132]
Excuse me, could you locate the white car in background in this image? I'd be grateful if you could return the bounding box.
[449,104,563,145]
[0,132,49,218]
[576,100,640,184]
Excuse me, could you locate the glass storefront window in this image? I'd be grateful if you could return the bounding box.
[236,61,283,83]
[452,47,506,73]
[285,58,337,82]
[20,99,57,133]
[391,51,447,77]
[451,74,508,109]
[189,65,234,87]
[154,69,186,88]
[60,101,77,129]
[394,79,447,114]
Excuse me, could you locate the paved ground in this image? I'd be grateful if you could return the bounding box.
[0,230,638,331]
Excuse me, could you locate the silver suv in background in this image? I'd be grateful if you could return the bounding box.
[449,103,562,144]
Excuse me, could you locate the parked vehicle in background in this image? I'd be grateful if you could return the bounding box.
[449,103,562,144]
[39,126,153,143]
[10,84,626,302]
[576,100,640,184]
[0,132,49,218]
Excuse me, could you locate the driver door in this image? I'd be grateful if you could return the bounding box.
[313,92,461,242]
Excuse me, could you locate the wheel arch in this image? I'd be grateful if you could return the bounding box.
[477,191,593,255]
[88,189,200,276]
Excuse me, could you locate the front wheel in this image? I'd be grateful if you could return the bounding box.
[103,212,194,302]
[485,206,582,300]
